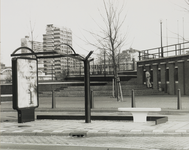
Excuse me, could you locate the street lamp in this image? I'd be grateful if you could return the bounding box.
[160,20,163,57]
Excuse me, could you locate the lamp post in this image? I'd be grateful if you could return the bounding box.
[104,49,106,77]
[160,20,163,57]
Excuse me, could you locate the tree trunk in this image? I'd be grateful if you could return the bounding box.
[112,53,119,101]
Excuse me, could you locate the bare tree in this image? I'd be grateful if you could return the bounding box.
[86,0,127,101]
[184,0,189,12]
[5,71,12,83]
[173,0,189,42]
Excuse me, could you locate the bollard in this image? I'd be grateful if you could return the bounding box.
[112,78,115,98]
[131,89,136,107]
[52,90,56,109]
[177,89,182,110]
[90,90,94,109]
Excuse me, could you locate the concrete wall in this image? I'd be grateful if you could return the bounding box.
[137,54,189,95]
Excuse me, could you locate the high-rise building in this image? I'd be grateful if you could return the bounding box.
[43,24,73,76]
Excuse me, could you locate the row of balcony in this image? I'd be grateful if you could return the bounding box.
[54,29,72,34]
[43,36,72,41]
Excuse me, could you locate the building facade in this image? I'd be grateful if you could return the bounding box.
[43,24,73,76]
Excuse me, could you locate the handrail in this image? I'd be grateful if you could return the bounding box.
[140,41,189,52]
[139,42,189,60]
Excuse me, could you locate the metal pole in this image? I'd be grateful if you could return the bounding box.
[175,45,177,55]
[183,18,185,53]
[104,49,106,77]
[139,51,141,61]
[131,89,136,107]
[52,90,56,109]
[177,20,179,45]
[51,64,53,80]
[90,90,94,109]
[84,59,91,123]
[80,61,81,75]
[160,20,164,57]
[177,89,182,110]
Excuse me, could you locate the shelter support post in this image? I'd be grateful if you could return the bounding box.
[84,59,91,123]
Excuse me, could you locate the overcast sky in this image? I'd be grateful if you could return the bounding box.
[1,0,189,66]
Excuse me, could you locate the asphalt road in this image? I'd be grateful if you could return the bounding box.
[0,143,131,150]
[1,136,189,150]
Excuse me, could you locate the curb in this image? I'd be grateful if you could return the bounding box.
[1,108,189,113]
[1,130,189,137]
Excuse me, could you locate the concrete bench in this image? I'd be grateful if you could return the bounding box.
[118,108,161,123]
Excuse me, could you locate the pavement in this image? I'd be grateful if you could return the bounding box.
[1,95,189,137]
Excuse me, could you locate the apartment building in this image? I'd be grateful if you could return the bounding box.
[43,24,73,76]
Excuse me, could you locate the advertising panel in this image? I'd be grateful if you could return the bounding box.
[12,57,38,109]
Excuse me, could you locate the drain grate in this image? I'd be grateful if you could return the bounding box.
[69,132,86,137]
[18,125,31,127]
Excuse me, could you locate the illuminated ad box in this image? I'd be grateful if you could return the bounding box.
[12,57,39,110]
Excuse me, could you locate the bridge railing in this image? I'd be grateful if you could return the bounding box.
[139,41,189,60]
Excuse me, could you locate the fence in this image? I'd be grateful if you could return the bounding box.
[139,41,189,60]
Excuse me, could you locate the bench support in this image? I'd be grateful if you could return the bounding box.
[131,111,148,122]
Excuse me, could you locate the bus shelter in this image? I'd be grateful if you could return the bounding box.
[11,44,93,123]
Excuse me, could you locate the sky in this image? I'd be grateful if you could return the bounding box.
[1,0,189,67]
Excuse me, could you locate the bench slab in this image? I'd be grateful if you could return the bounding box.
[118,108,161,123]
[118,108,161,111]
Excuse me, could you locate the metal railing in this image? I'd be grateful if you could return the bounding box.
[67,62,136,76]
[139,41,189,60]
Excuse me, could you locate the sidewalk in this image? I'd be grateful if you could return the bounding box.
[1,95,189,137]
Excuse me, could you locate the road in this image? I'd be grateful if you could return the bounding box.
[0,143,132,150]
[1,136,189,150]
